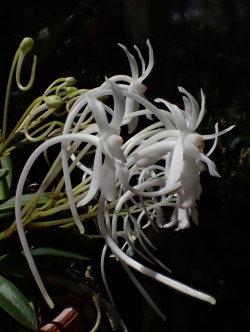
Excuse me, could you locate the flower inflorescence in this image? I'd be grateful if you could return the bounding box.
[13,39,234,319]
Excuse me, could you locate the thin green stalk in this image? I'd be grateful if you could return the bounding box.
[1,48,21,142]
[0,96,44,156]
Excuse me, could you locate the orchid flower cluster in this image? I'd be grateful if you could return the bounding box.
[10,39,234,320]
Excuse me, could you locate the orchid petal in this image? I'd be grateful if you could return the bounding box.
[100,157,117,201]
[115,159,130,190]
[134,45,146,74]
[118,43,139,79]
[163,206,179,228]
[202,125,235,140]
[178,86,200,130]
[111,145,127,163]
[139,39,154,81]
[206,123,219,157]
[182,96,192,117]
[180,158,200,208]
[86,94,109,134]
[190,205,199,226]
[77,144,102,207]
[125,97,139,134]
[196,88,206,129]
[183,138,201,159]
[128,140,176,167]
[108,79,126,130]
[175,208,190,230]
[155,98,187,131]
[199,153,221,177]
[166,137,184,187]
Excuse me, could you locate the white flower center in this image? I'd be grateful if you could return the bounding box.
[185,133,204,150]
[106,134,123,148]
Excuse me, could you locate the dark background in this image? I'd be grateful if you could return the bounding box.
[0,1,249,331]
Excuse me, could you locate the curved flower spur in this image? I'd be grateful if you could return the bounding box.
[14,40,234,321]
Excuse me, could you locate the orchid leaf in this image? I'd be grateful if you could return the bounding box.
[0,155,12,201]
[0,192,51,217]
[0,275,37,331]
[26,247,88,269]
[30,246,89,261]
[0,168,9,180]
[0,247,88,271]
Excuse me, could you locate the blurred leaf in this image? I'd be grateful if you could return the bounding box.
[26,228,96,256]
[0,275,37,331]
[0,246,88,273]
[0,168,9,180]
[0,156,12,201]
[30,246,89,262]
[0,192,51,216]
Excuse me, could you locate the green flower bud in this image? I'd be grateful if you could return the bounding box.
[19,37,34,53]
[44,95,64,108]
[66,86,78,93]
[65,77,77,86]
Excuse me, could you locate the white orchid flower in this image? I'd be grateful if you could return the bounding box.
[129,87,234,229]
[13,37,235,322]
[74,81,130,206]
[118,39,153,95]
[116,39,154,132]
[89,40,154,134]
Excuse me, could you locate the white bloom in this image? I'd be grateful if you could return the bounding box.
[117,39,154,132]
[14,39,234,321]
[75,81,129,206]
[129,87,234,229]
[118,39,153,95]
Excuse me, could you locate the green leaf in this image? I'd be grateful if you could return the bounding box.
[0,275,37,330]
[0,247,88,272]
[0,168,9,180]
[0,192,51,216]
[0,155,12,201]
[30,246,89,261]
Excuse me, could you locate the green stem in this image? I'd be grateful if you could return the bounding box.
[1,49,21,142]
[0,96,44,156]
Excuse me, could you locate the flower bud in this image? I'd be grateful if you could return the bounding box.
[19,37,34,53]
[44,95,64,108]
[65,77,77,86]
[66,86,78,94]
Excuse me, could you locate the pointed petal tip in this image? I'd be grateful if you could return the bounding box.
[118,42,126,50]
[178,86,185,92]
[210,297,216,305]
[76,201,83,208]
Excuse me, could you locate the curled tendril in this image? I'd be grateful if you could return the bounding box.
[16,37,37,91]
